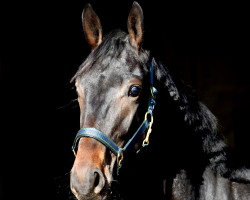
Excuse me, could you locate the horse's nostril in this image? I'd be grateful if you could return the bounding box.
[93,169,105,194]
[94,172,100,187]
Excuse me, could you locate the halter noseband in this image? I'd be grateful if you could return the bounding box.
[72,58,158,173]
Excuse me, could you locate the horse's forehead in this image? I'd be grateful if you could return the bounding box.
[79,61,143,87]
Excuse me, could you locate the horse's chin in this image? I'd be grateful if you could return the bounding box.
[74,194,103,200]
[72,186,116,200]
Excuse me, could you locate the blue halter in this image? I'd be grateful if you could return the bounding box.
[72,58,158,174]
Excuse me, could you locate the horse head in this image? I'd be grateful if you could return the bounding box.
[70,2,151,199]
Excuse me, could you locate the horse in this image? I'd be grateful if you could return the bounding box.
[69,2,250,200]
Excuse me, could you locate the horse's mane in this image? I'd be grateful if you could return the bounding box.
[153,59,250,184]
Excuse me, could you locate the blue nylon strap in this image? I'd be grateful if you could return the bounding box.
[72,120,149,157]
[72,128,121,156]
[123,120,149,154]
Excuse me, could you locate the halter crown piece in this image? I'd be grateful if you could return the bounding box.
[72,58,158,175]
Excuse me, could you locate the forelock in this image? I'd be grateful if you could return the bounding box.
[71,30,150,81]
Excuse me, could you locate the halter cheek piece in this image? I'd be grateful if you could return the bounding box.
[72,59,158,174]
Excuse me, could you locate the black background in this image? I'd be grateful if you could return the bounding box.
[1,1,249,199]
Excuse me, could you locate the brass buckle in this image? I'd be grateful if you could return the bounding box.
[117,149,124,167]
[150,86,157,99]
[73,149,77,157]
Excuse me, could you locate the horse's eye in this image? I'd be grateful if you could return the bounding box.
[128,85,142,97]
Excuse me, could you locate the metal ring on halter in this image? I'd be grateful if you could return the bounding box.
[145,111,153,123]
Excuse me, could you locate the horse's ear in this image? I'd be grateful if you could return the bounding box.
[127,2,144,50]
[82,4,102,49]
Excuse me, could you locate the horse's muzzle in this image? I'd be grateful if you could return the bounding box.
[70,138,107,199]
[70,167,105,199]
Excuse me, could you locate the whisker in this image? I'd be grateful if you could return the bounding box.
[57,99,78,110]
[53,171,73,199]
[69,193,78,200]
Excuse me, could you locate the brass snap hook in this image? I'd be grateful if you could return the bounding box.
[143,112,154,147]
[150,86,157,99]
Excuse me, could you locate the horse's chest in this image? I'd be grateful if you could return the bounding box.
[200,168,250,200]
[170,168,250,200]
